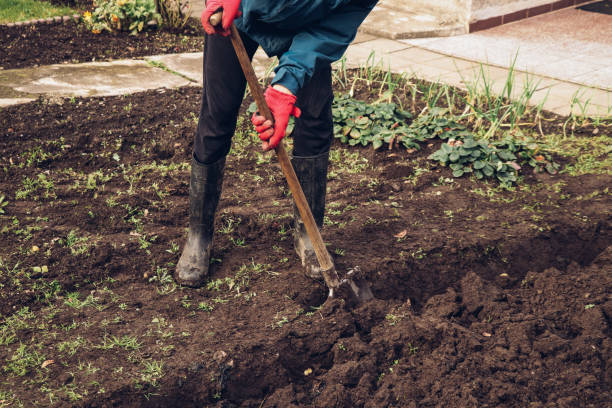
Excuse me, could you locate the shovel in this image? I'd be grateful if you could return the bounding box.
[209,12,373,305]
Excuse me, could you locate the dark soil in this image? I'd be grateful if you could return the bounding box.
[0,18,204,70]
[0,85,610,407]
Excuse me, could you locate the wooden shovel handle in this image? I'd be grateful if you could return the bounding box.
[209,12,339,288]
[209,10,223,27]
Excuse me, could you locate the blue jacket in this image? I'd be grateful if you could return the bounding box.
[235,0,378,95]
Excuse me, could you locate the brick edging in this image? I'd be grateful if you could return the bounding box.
[1,14,81,28]
[469,0,594,32]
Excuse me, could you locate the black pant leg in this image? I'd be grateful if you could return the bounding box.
[194,31,259,164]
[291,65,334,157]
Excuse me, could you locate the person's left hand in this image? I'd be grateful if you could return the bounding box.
[251,86,301,151]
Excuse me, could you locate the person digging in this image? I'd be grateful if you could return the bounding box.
[175,0,378,287]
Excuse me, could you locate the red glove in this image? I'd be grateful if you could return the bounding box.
[251,87,302,151]
[201,0,241,36]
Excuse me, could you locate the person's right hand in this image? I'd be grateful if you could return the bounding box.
[251,86,301,151]
[201,0,241,36]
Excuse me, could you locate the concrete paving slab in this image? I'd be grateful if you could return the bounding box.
[360,2,465,39]
[401,7,612,91]
[145,52,203,83]
[0,97,36,107]
[0,60,191,99]
[146,48,277,86]
[342,40,409,67]
[388,47,448,64]
[571,66,612,91]
[353,31,378,45]
[424,56,481,72]
[531,83,612,118]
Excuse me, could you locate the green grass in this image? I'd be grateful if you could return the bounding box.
[0,0,75,24]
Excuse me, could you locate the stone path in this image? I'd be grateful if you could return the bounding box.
[1,8,610,118]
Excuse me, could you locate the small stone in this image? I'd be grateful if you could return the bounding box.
[15,21,24,26]
[73,14,81,21]
[54,16,62,23]
[63,15,71,22]
[7,23,15,27]
[37,19,47,24]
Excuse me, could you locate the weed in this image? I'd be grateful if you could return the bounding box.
[0,194,8,214]
[15,173,55,200]
[64,292,100,310]
[149,266,173,285]
[180,295,191,309]
[198,301,214,312]
[98,334,142,351]
[141,360,164,385]
[2,343,45,377]
[385,313,402,326]
[60,229,91,256]
[166,242,180,254]
[57,337,86,356]
[275,316,289,328]
[0,307,34,346]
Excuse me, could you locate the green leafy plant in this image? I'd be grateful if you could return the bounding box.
[429,136,519,184]
[332,95,559,186]
[333,94,412,149]
[402,108,470,143]
[83,0,160,34]
[429,135,559,185]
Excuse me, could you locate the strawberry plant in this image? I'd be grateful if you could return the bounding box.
[429,136,559,185]
[332,94,413,149]
[402,107,471,142]
[494,137,560,175]
[429,136,519,185]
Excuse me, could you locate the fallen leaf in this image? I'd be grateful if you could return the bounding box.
[41,359,54,368]
[482,332,492,337]
[507,161,521,171]
[31,245,39,252]
[304,368,313,376]
[213,350,227,362]
[393,230,407,239]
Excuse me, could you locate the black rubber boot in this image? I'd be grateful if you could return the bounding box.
[292,152,330,280]
[175,156,225,287]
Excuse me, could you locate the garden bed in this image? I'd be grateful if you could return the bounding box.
[0,78,610,407]
[0,16,203,70]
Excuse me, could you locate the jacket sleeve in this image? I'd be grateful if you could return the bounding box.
[271,1,378,95]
